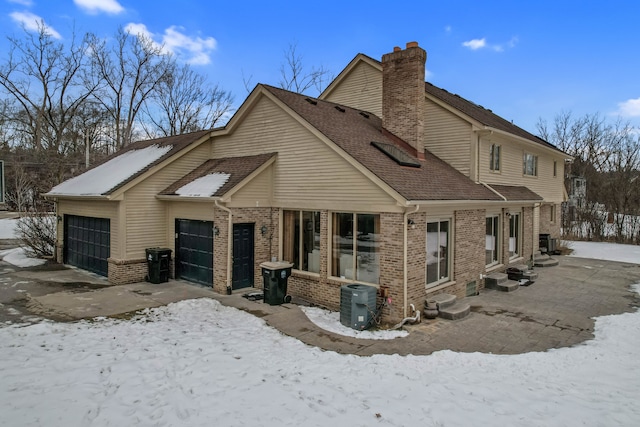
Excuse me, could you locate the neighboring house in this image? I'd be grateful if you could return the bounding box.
[45,42,570,322]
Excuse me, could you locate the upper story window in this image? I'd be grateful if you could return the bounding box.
[489,144,501,171]
[523,153,538,176]
[553,160,557,177]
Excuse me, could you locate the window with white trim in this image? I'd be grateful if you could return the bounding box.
[331,212,380,284]
[508,212,521,259]
[485,215,500,266]
[523,153,538,176]
[426,219,450,286]
[489,144,501,171]
[283,210,320,273]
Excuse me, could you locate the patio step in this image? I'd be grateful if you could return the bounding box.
[485,273,519,292]
[438,301,471,320]
[428,293,457,310]
[534,253,559,267]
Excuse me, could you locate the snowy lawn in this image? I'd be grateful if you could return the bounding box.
[566,240,640,264]
[1,226,639,425]
[0,218,18,239]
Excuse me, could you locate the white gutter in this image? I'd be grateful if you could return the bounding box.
[403,205,420,318]
[215,199,233,292]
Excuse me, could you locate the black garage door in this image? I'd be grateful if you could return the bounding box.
[64,215,110,276]
[175,219,214,286]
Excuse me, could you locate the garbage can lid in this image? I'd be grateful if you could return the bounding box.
[260,261,293,270]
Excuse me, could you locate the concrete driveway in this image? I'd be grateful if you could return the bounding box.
[1,254,639,355]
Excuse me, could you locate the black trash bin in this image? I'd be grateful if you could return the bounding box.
[260,261,293,305]
[146,248,172,284]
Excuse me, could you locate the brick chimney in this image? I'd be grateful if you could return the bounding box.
[382,41,427,159]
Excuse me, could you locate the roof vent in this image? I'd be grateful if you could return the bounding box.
[305,97,317,105]
[359,111,370,119]
[334,105,345,113]
[371,141,421,168]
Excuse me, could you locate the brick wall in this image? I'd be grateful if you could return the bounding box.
[539,203,561,239]
[522,206,534,263]
[108,257,148,285]
[452,209,485,297]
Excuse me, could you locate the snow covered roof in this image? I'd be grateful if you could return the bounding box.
[160,153,276,199]
[46,130,211,197]
[175,173,231,197]
[48,145,173,196]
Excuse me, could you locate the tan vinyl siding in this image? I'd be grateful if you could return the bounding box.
[57,199,120,258]
[166,202,215,248]
[478,134,565,202]
[213,95,397,211]
[321,61,382,117]
[227,167,272,208]
[424,98,473,176]
[123,144,210,258]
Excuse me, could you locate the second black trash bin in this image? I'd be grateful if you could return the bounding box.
[260,261,293,305]
[146,248,172,284]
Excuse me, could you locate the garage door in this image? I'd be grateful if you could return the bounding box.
[64,215,110,276]
[175,219,214,286]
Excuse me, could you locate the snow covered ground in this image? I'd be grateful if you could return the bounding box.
[1,220,639,425]
[565,240,640,264]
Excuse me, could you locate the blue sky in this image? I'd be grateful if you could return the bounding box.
[1,0,639,135]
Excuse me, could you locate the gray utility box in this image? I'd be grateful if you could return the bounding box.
[145,248,172,284]
[340,284,377,330]
[260,261,293,305]
[539,233,558,254]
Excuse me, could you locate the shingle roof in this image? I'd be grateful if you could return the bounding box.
[264,85,502,202]
[423,82,564,153]
[102,130,211,195]
[486,184,543,201]
[160,153,276,197]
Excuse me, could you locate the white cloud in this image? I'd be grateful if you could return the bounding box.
[9,11,62,39]
[73,0,124,15]
[125,22,217,65]
[462,36,518,52]
[445,25,452,34]
[617,98,640,117]
[462,38,486,50]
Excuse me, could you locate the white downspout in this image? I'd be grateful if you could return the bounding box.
[215,200,233,292]
[403,205,420,318]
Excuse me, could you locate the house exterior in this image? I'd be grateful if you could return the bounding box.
[45,42,570,323]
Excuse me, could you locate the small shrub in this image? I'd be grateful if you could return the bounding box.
[15,213,56,258]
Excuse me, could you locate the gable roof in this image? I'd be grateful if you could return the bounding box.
[423,82,564,154]
[45,130,211,198]
[263,85,503,202]
[159,153,276,199]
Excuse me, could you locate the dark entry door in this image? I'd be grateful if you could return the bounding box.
[232,223,254,289]
[64,215,110,276]
[175,219,214,286]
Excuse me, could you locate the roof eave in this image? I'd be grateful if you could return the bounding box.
[155,195,222,202]
[42,193,113,201]
[478,126,573,159]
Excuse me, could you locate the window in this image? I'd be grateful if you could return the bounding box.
[553,160,557,177]
[489,144,501,171]
[550,204,556,223]
[331,213,380,284]
[283,210,320,273]
[426,219,450,286]
[485,215,500,266]
[523,153,538,176]
[508,212,521,259]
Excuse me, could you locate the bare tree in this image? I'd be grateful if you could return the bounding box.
[279,43,331,95]
[87,27,171,149]
[0,23,96,153]
[141,61,234,137]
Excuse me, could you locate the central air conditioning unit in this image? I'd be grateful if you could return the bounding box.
[340,284,377,330]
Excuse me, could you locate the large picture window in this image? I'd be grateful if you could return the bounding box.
[489,144,501,171]
[283,210,320,273]
[426,219,450,286]
[331,212,380,284]
[485,215,499,266]
[523,153,538,176]
[509,212,521,259]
